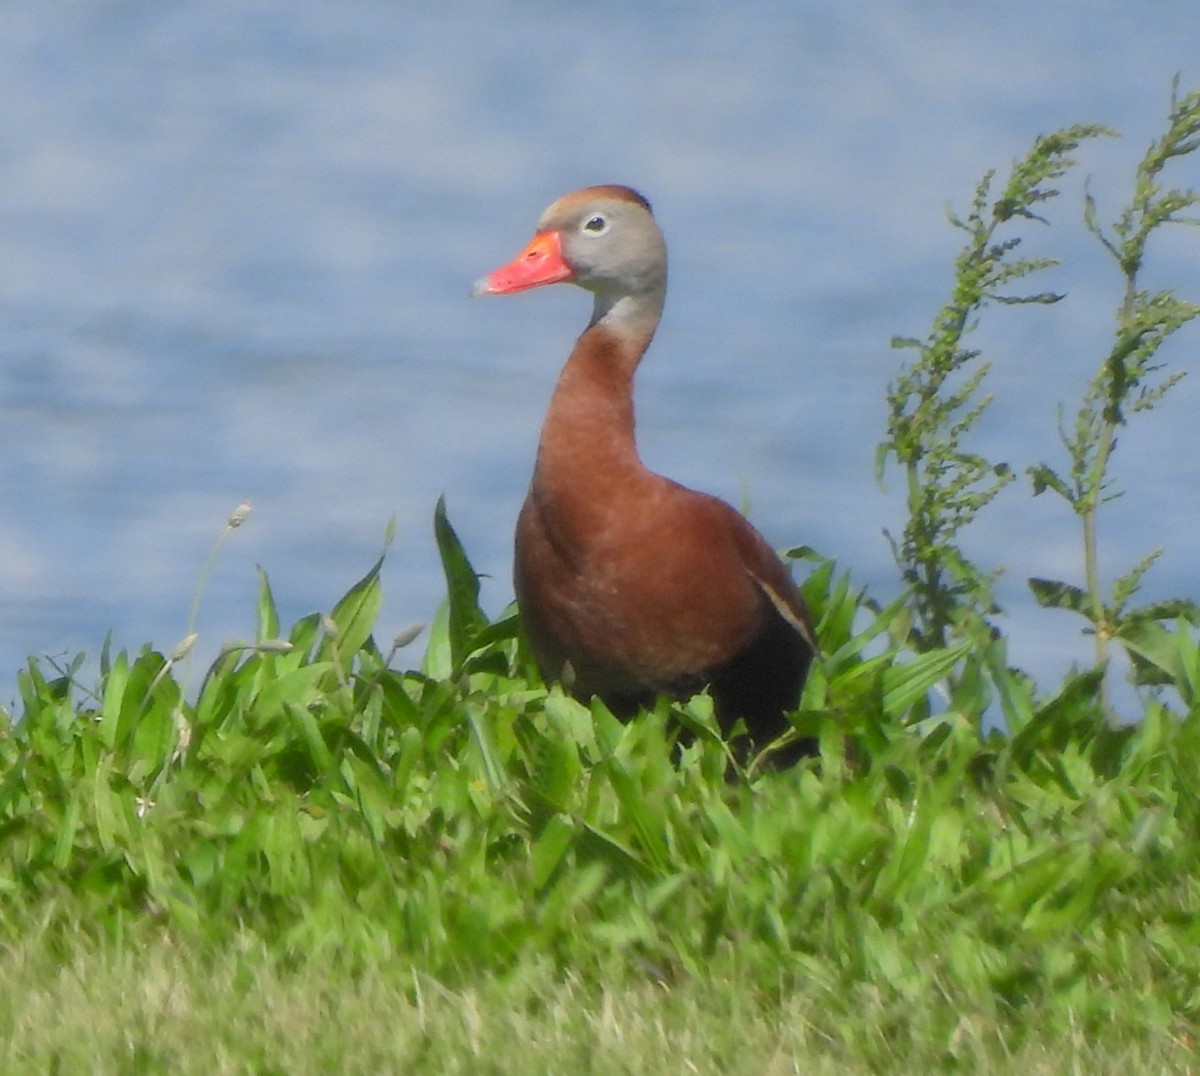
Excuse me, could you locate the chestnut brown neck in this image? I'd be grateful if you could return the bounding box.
[529,309,661,539]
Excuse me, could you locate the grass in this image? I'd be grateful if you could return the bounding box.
[2,90,1199,1071]
[1,930,1195,1074]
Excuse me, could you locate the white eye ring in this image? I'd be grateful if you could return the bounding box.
[581,214,609,236]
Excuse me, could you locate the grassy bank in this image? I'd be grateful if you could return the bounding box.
[2,537,1199,1071]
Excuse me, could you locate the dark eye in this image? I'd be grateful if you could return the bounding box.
[582,214,608,234]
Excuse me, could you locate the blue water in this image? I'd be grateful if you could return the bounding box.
[2,3,1197,711]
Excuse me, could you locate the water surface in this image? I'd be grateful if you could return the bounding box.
[2,3,1197,708]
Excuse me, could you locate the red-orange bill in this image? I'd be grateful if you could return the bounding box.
[472,230,573,296]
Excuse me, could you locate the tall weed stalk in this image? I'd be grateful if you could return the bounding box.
[879,124,1114,653]
[1028,82,1200,713]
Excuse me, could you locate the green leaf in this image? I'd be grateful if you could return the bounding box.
[284,702,341,788]
[881,643,971,719]
[99,651,130,750]
[52,791,81,871]
[392,726,425,793]
[286,612,323,666]
[1004,667,1106,766]
[601,758,669,876]
[1111,548,1163,618]
[1127,598,1200,625]
[255,566,281,641]
[115,649,168,755]
[464,698,508,791]
[92,754,122,854]
[531,813,575,891]
[465,611,521,650]
[576,820,654,882]
[1117,618,1200,702]
[530,728,583,812]
[1027,462,1073,502]
[1028,578,1094,618]
[433,496,490,672]
[825,589,911,669]
[420,601,453,681]
[991,661,1036,733]
[253,662,339,717]
[320,554,385,670]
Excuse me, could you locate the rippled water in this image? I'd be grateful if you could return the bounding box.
[2,3,1197,705]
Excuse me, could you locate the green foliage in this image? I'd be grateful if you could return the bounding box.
[1028,82,1200,710]
[881,82,1199,727]
[880,124,1115,651]
[425,494,523,682]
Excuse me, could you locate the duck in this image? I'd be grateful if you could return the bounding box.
[473,184,816,754]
